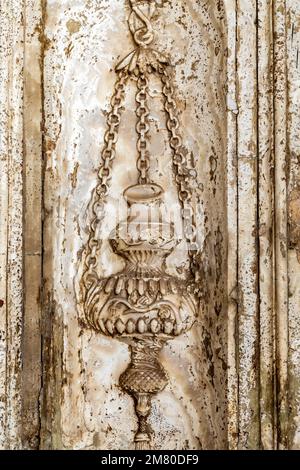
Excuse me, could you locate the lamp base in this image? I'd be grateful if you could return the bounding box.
[119,337,168,450]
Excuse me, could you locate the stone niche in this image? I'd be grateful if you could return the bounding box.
[42,0,227,450]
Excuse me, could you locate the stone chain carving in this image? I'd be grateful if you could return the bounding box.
[136,73,151,184]
[160,67,199,264]
[80,0,200,451]
[82,70,128,293]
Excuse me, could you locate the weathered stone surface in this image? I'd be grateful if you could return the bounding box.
[22,0,43,449]
[0,0,25,450]
[287,0,300,450]
[0,0,299,451]
[41,0,227,450]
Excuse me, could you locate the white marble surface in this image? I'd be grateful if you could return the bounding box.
[42,0,227,449]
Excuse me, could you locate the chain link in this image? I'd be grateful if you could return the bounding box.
[160,67,199,262]
[82,70,128,294]
[82,0,199,309]
[136,73,151,184]
[83,62,198,290]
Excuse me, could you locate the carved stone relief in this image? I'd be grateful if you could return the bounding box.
[78,0,202,449]
[43,0,227,450]
[1,0,299,452]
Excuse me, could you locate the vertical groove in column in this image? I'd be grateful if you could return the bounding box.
[273,0,289,450]
[22,0,43,450]
[0,0,10,450]
[40,0,66,449]
[257,0,276,450]
[236,0,260,449]
[0,0,25,450]
[286,0,300,450]
[226,0,239,451]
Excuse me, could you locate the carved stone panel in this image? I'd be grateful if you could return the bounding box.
[42,0,227,450]
[0,0,299,452]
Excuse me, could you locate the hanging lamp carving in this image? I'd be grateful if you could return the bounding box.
[80,0,201,450]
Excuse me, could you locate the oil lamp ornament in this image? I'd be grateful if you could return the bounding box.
[81,0,200,450]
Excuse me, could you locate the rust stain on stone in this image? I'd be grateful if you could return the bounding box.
[70,162,79,189]
[289,188,300,262]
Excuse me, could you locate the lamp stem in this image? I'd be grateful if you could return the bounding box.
[119,337,169,450]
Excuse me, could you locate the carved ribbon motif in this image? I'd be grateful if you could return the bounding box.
[80,0,201,450]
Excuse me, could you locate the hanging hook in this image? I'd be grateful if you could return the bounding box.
[129,0,157,47]
[116,0,169,73]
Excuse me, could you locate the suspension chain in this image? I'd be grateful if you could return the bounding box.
[160,67,199,260]
[136,73,151,185]
[82,70,128,294]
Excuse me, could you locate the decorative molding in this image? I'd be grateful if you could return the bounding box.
[0,0,25,450]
